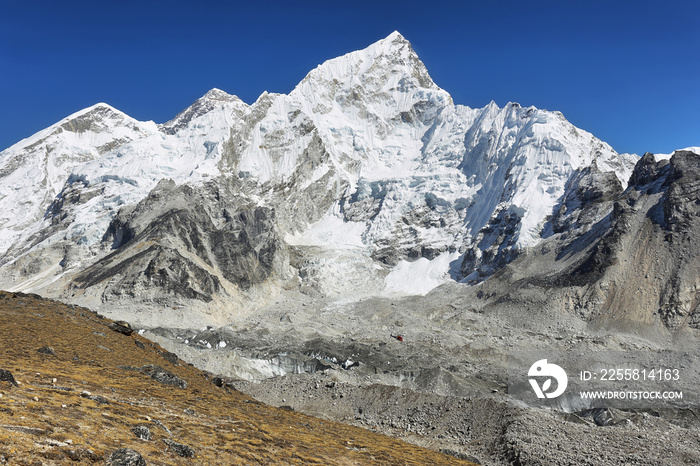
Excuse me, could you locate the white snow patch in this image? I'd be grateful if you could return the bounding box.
[654,147,700,161]
[382,251,460,296]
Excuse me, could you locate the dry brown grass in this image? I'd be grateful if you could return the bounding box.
[0,291,475,465]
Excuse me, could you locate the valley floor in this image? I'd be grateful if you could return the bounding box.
[143,286,700,466]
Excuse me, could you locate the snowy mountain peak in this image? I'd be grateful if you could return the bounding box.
[291,31,443,107]
[0,32,645,315]
[160,88,247,135]
[58,103,143,135]
[0,102,135,155]
[64,102,125,120]
[371,30,416,59]
[384,30,407,42]
[202,88,239,101]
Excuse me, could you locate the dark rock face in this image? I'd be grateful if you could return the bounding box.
[472,150,700,332]
[549,163,623,235]
[73,179,285,305]
[586,152,700,324]
[210,208,279,289]
[141,365,187,389]
[461,160,627,282]
[657,151,700,328]
[76,239,222,304]
[44,178,103,227]
[460,206,523,281]
[106,448,147,466]
[629,152,670,188]
[663,151,700,232]
[553,152,699,291]
[141,246,222,300]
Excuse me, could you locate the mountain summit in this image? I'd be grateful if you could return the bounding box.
[0,32,644,326]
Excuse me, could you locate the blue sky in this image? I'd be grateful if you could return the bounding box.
[1,0,698,155]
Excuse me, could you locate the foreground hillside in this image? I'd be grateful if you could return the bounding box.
[0,291,473,465]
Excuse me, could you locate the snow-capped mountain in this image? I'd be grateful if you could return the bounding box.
[0,31,639,326]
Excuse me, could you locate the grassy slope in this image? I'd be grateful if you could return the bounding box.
[0,291,474,465]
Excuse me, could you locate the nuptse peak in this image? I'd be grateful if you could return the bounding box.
[0,31,641,326]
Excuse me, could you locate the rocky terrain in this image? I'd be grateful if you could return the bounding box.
[142,149,700,464]
[0,291,472,465]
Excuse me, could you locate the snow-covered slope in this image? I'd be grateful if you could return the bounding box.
[0,31,639,323]
[0,104,154,254]
[0,90,247,278]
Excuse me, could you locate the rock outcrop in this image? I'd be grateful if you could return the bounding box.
[460,150,700,336]
[106,448,147,466]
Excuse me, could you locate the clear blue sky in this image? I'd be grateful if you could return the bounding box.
[1,0,698,155]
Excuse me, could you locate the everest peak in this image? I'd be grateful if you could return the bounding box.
[160,88,247,135]
[201,88,240,102]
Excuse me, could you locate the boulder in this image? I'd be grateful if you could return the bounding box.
[0,368,18,387]
[163,439,195,458]
[141,365,187,389]
[132,425,153,441]
[106,448,146,465]
[37,346,56,356]
[108,321,134,336]
[160,351,179,365]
